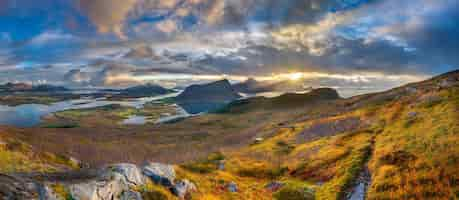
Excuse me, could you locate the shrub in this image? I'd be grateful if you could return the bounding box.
[273,182,315,200]
[182,152,225,174]
[237,167,288,179]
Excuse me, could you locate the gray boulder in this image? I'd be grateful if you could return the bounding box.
[143,162,176,187]
[69,173,128,200]
[121,190,142,200]
[172,179,197,199]
[37,184,60,200]
[227,182,238,193]
[105,163,146,186]
[0,174,39,200]
[217,160,225,171]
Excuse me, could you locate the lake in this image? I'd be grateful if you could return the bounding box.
[0,93,179,127]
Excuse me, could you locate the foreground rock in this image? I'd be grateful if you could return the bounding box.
[0,174,39,199]
[172,179,197,199]
[0,162,197,200]
[143,162,176,187]
[105,163,146,186]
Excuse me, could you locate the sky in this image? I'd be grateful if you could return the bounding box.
[0,0,458,95]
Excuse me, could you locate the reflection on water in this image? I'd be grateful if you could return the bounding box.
[122,115,147,125]
[155,104,192,124]
[0,93,179,127]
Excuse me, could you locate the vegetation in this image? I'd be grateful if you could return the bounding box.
[273,181,315,200]
[0,131,78,173]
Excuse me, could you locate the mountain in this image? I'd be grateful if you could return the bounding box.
[233,78,306,93]
[30,84,70,92]
[118,83,174,97]
[220,87,341,113]
[0,83,69,93]
[176,79,241,114]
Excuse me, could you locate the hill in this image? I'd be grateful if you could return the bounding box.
[233,78,306,93]
[118,83,175,97]
[176,79,241,114]
[0,83,69,93]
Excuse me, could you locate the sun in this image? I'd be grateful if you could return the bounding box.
[287,72,304,81]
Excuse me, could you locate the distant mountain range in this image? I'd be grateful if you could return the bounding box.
[0,83,69,93]
[232,78,307,94]
[116,83,175,98]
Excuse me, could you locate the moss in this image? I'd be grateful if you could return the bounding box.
[50,184,74,200]
[139,182,177,200]
[181,152,225,174]
[273,181,315,200]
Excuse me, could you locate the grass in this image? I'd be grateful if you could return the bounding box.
[366,87,459,199]
[0,131,78,173]
[137,180,178,200]
[273,180,315,200]
[181,152,225,174]
[176,166,274,200]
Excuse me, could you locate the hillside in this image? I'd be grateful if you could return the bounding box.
[0,70,458,199]
[232,78,305,94]
[117,83,175,98]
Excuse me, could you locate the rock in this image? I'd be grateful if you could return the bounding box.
[121,190,143,200]
[143,162,176,187]
[438,79,456,88]
[0,174,39,200]
[69,174,128,200]
[405,87,417,94]
[265,181,284,192]
[407,112,418,119]
[217,160,225,171]
[37,184,60,200]
[172,179,197,199]
[105,163,146,186]
[227,182,238,193]
[69,157,81,167]
[255,137,264,143]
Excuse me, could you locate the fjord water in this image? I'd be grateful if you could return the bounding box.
[0,93,179,127]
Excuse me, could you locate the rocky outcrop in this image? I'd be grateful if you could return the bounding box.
[69,178,128,200]
[0,174,39,200]
[172,179,197,199]
[0,162,196,200]
[143,162,176,187]
[120,190,142,200]
[105,163,146,186]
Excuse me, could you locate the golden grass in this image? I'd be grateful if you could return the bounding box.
[366,87,459,199]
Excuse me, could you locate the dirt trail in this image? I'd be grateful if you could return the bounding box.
[347,135,376,200]
[347,167,371,200]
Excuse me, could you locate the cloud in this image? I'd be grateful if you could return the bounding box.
[76,0,137,39]
[64,69,91,84]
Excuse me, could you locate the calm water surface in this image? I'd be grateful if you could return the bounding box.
[0,93,179,127]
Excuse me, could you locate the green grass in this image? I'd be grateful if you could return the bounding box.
[273,180,315,200]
